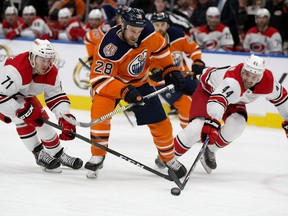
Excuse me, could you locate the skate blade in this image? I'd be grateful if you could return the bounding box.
[200,156,212,174]
[86,170,100,179]
[41,166,62,173]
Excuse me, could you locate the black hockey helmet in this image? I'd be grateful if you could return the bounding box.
[151,12,169,23]
[121,7,146,28]
[116,5,126,16]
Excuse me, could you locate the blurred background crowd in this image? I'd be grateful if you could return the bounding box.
[0,0,287,55]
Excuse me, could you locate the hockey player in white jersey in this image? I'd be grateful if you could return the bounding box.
[173,54,288,172]
[0,39,83,172]
[243,8,282,54]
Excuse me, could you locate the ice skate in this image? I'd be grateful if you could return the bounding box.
[165,158,187,179]
[34,147,62,173]
[54,148,83,169]
[154,155,166,170]
[85,156,105,179]
[200,147,217,174]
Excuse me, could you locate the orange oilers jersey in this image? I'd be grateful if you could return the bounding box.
[150,26,202,73]
[90,20,175,99]
[84,23,111,57]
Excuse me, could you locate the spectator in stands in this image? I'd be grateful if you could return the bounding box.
[244,0,265,31]
[190,0,214,27]
[193,7,234,51]
[216,0,241,50]
[89,0,117,22]
[57,7,86,41]
[129,0,153,13]
[146,0,194,33]
[49,0,86,21]
[20,5,54,39]
[2,6,25,40]
[243,8,283,54]
[175,0,194,18]
[265,0,288,54]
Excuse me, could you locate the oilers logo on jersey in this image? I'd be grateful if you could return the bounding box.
[128,50,147,76]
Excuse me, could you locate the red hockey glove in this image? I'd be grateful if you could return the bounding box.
[58,114,76,140]
[121,85,144,105]
[162,65,186,92]
[0,113,12,124]
[5,30,18,40]
[69,27,86,41]
[191,59,206,77]
[201,116,221,144]
[281,120,288,138]
[16,103,43,127]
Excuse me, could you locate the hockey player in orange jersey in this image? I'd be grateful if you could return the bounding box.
[85,7,187,179]
[149,12,205,129]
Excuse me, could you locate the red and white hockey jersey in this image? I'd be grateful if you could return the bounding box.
[200,64,288,121]
[20,16,52,39]
[0,52,71,119]
[243,26,282,54]
[194,24,234,51]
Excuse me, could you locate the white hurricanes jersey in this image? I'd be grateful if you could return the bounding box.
[0,52,70,119]
[20,16,52,38]
[194,23,234,51]
[243,26,282,54]
[200,64,288,121]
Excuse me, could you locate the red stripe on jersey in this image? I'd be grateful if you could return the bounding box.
[270,86,288,106]
[45,94,70,110]
[209,94,228,108]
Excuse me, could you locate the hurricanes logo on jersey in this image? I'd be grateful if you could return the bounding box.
[171,51,182,68]
[128,50,147,76]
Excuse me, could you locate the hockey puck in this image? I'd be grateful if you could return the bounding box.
[171,187,181,196]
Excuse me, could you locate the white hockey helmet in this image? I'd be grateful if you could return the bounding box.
[5,6,18,15]
[206,7,220,17]
[29,39,55,59]
[58,8,72,18]
[255,8,270,19]
[22,5,36,15]
[88,9,103,19]
[29,39,55,74]
[243,54,265,75]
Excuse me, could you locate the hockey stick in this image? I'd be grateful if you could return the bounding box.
[78,57,134,127]
[63,84,175,127]
[168,137,210,190]
[79,58,91,70]
[118,101,134,127]
[43,119,172,181]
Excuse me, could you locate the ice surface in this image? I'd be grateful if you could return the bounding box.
[0,110,287,216]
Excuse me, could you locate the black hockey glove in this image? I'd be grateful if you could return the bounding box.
[121,85,144,105]
[149,68,163,82]
[191,59,206,78]
[162,65,186,92]
[282,120,288,138]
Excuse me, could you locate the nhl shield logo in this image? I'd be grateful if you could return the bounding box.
[104,43,118,57]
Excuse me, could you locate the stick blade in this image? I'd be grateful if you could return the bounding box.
[168,169,184,190]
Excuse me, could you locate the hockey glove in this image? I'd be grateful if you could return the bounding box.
[201,116,221,144]
[281,120,288,138]
[58,114,76,140]
[16,103,44,127]
[0,113,12,124]
[162,65,186,92]
[5,29,19,40]
[149,68,163,82]
[191,59,206,78]
[121,85,144,105]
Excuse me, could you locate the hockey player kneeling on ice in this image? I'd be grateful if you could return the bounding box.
[0,39,83,172]
[170,54,288,173]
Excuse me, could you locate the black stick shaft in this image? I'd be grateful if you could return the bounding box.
[43,119,172,181]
